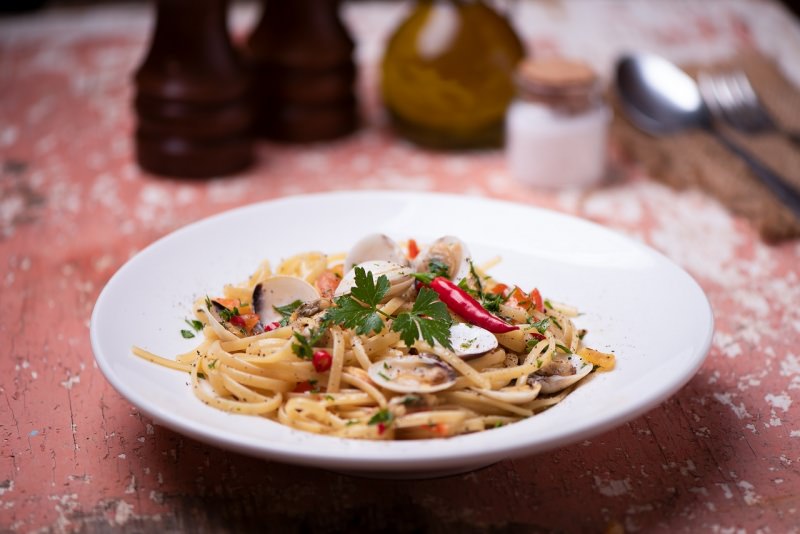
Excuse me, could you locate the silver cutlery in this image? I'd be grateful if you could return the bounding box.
[698,69,800,147]
[615,53,800,220]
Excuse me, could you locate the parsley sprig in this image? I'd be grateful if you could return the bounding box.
[325,267,453,349]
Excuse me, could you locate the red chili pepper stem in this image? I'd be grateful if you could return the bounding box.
[429,277,518,334]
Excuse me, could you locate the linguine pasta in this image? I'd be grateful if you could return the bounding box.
[133,236,614,440]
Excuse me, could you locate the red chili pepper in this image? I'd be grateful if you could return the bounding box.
[312,350,333,373]
[429,277,518,334]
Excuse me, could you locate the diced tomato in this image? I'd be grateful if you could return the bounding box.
[263,321,281,332]
[312,350,333,373]
[507,287,532,309]
[215,298,240,310]
[292,381,314,393]
[530,288,544,313]
[434,422,448,436]
[377,423,387,435]
[315,269,341,298]
[230,313,260,333]
[489,283,508,296]
[407,239,420,260]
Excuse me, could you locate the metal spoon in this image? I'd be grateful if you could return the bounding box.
[615,53,800,220]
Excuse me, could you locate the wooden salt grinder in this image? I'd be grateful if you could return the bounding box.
[134,0,253,178]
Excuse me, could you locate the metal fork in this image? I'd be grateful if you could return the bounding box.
[698,70,800,147]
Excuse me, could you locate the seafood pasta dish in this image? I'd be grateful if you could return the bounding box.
[133,234,614,440]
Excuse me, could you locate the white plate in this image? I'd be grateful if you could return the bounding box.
[90,191,713,477]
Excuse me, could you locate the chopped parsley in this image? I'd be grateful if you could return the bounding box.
[544,299,553,310]
[219,306,239,322]
[274,300,303,326]
[550,317,563,330]
[480,292,505,313]
[555,343,572,354]
[324,395,335,401]
[400,395,423,406]
[377,371,391,381]
[368,409,394,426]
[292,327,328,359]
[196,372,206,380]
[185,319,204,331]
[427,259,451,279]
[180,329,195,339]
[529,317,550,335]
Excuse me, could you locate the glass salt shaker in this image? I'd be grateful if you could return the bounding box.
[505,58,611,188]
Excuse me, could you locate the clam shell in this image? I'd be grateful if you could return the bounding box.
[335,260,413,302]
[344,234,409,273]
[368,355,457,394]
[201,303,240,341]
[529,354,592,394]
[448,323,498,359]
[412,236,471,282]
[253,276,320,323]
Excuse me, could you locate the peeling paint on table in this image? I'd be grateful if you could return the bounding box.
[1,1,800,532]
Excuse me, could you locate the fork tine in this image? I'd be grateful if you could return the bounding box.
[730,71,775,131]
[720,73,753,129]
[710,72,749,130]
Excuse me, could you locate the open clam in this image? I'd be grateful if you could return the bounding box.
[252,276,320,324]
[413,236,471,282]
[344,234,409,272]
[528,354,592,394]
[335,260,413,302]
[368,355,457,394]
[448,323,498,359]
[201,301,243,341]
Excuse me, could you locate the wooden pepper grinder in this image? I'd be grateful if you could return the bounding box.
[134,0,253,178]
[246,0,358,142]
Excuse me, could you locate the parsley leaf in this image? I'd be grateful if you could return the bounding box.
[325,267,389,335]
[391,286,453,349]
[326,296,385,335]
[274,299,303,326]
[556,343,572,354]
[180,329,195,339]
[368,409,394,426]
[185,319,204,331]
[350,267,390,308]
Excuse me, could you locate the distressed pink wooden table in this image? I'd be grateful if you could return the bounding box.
[2,1,800,532]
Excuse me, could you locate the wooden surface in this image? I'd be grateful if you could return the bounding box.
[2,1,800,532]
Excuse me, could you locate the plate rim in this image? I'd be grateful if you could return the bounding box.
[90,190,715,471]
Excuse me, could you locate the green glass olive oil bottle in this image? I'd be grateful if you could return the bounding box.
[381,0,525,149]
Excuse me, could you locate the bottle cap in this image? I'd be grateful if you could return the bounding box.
[515,58,601,113]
